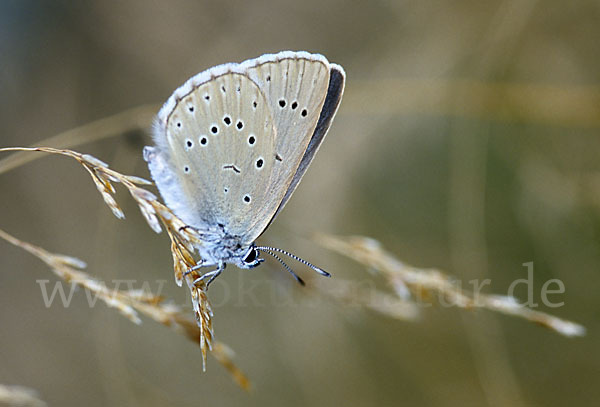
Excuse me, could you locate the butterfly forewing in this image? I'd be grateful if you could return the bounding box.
[244,56,330,219]
[159,72,278,239]
[269,64,346,224]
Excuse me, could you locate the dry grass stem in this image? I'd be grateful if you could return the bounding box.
[0,105,158,176]
[0,146,250,388]
[0,384,47,407]
[311,278,420,321]
[316,234,586,337]
[0,226,250,390]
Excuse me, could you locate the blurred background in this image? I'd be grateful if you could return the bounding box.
[1,0,599,406]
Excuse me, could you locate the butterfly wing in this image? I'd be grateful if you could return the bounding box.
[147,70,278,238]
[146,51,344,246]
[241,51,344,237]
[268,63,346,224]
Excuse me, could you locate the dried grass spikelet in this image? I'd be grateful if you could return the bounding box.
[310,276,420,321]
[316,234,586,337]
[0,147,248,385]
[165,225,215,368]
[0,225,250,389]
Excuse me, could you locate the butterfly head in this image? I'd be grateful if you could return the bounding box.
[198,236,330,287]
[238,245,264,269]
[198,232,264,270]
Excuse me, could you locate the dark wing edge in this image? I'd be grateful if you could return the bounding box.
[261,63,346,233]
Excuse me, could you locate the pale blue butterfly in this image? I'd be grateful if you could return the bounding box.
[143,51,345,286]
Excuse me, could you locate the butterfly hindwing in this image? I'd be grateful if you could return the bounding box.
[149,72,278,240]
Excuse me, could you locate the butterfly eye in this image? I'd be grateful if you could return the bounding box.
[243,248,258,264]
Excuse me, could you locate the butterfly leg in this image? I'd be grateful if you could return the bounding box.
[193,262,226,288]
[183,260,205,279]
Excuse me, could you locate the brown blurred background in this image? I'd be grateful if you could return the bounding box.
[1,0,599,406]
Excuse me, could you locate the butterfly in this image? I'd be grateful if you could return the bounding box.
[143,51,345,287]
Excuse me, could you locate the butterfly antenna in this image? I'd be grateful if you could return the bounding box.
[260,249,305,286]
[256,246,331,277]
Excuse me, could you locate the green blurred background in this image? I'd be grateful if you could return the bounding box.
[1,0,599,405]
